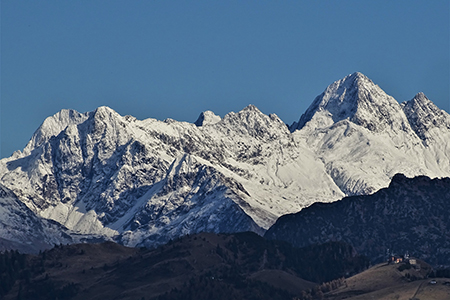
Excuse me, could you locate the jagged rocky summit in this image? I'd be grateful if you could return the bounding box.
[1,72,449,251]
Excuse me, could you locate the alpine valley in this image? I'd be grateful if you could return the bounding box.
[1,72,449,254]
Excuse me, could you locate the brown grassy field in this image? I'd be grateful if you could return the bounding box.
[326,261,450,300]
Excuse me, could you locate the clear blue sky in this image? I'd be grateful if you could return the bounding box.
[1,0,449,158]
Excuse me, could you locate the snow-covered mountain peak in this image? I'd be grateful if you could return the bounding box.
[90,106,128,127]
[411,92,429,103]
[219,105,289,140]
[402,92,443,117]
[241,104,259,112]
[223,105,276,122]
[92,105,119,117]
[347,71,373,85]
[287,73,450,196]
[291,72,411,135]
[194,110,222,126]
[23,106,123,157]
[23,109,89,155]
[402,92,450,142]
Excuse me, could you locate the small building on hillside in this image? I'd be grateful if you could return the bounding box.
[387,250,417,265]
[389,255,403,264]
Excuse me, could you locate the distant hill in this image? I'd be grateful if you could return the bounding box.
[265,174,450,266]
[0,232,369,300]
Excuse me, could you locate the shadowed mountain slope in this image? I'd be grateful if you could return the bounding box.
[265,174,450,266]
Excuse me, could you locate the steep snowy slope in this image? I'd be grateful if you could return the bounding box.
[0,183,73,253]
[291,72,450,195]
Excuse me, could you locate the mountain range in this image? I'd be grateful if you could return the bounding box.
[1,72,449,252]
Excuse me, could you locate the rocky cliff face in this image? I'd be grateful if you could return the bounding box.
[265,174,450,266]
[0,72,449,250]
